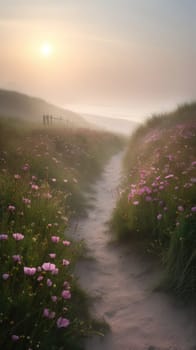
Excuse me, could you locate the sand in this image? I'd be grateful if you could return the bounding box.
[72,151,196,350]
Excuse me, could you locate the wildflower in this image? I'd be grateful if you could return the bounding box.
[31,184,39,191]
[8,205,16,212]
[61,290,71,299]
[11,335,19,341]
[49,253,56,259]
[22,197,31,205]
[157,214,162,220]
[24,267,36,276]
[12,255,21,263]
[62,259,70,266]
[177,206,184,212]
[47,278,53,287]
[62,240,71,246]
[51,178,56,182]
[2,273,9,280]
[12,233,24,241]
[51,295,58,302]
[32,175,37,180]
[47,224,52,228]
[42,262,56,272]
[165,174,174,179]
[14,174,21,180]
[22,163,30,171]
[0,234,8,240]
[51,268,59,275]
[191,206,196,212]
[37,275,44,282]
[133,201,139,206]
[51,236,60,243]
[43,308,55,319]
[56,317,70,328]
[63,281,70,289]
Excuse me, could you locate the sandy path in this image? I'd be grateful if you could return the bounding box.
[73,151,196,350]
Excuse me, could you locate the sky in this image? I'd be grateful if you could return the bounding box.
[0,0,195,121]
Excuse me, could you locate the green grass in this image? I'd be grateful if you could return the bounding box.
[0,117,122,349]
[111,102,196,299]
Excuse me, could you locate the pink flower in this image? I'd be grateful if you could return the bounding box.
[51,295,58,302]
[11,335,19,341]
[23,197,31,205]
[31,184,39,191]
[61,290,71,299]
[32,175,37,181]
[47,278,53,287]
[22,163,30,171]
[51,268,59,275]
[51,236,60,243]
[56,317,70,328]
[0,234,8,240]
[63,281,70,289]
[157,214,162,220]
[178,206,184,212]
[8,205,16,212]
[43,192,52,199]
[12,255,21,263]
[14,174,21,180]
[49,253,56,259]
[43,308,55,319]
[42,262,56,272]
[165,174,174,179]
[37,275,44,282]
[24,267,36,276]
[12,233,24,241]
[62,240,71,246]
[2,273,9,280]
[191,206,196,212]
[62,259,70,266]
[133,201,139,206]
[47,224,52,228]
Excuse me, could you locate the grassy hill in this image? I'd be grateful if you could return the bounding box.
[112,102,196,299]
[0,89,88,127]
[0,117,122,349]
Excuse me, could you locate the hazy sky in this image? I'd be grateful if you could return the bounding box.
[0,0,195,120]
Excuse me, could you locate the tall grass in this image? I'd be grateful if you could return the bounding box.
[112,103,196,299]
[0,117,122,349]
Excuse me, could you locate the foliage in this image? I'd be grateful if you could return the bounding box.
[0,118,122,349]
[112,103,196,298]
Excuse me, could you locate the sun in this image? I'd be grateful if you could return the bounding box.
[40,42,53,58]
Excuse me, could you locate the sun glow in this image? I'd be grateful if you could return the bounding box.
[40,42,53,58]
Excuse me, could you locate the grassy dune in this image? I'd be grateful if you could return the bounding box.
[112,103,196,298]
[0,118,122,349]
